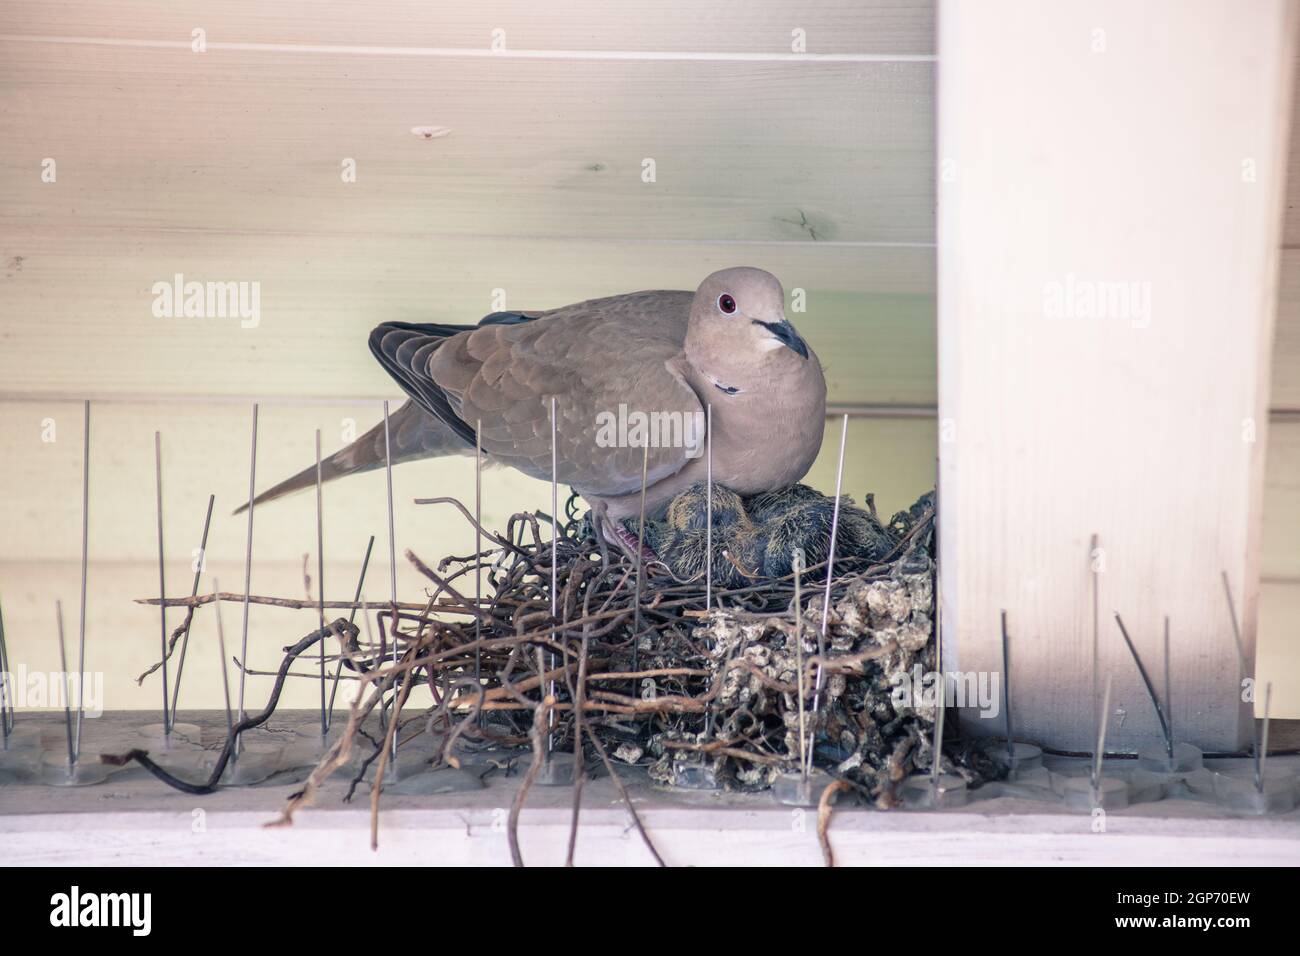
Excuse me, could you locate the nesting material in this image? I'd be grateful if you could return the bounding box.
[648,543,981,806]
[127,485,968,838]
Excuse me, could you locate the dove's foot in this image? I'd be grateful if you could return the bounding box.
[600,513,660,564]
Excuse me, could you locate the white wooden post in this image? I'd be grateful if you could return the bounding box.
[937,0,1298,751]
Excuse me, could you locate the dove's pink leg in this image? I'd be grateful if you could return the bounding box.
[600,512,659,563]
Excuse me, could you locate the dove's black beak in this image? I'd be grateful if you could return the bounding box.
[753,319,810,359]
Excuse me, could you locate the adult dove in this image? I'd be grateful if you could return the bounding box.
[244,267,827,545]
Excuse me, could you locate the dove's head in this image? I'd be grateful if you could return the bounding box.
[686,268,812,381]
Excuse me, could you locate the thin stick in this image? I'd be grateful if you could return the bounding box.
[56,600,75,767]
[168,494,214,722]
[383,400,398,763]
[75,399,89,757]
[213,578,234,743]
[1257,682,1272,792]
[1092,674,1113,792]
[1000,608,1013,764]
[328,535,374,727]
[154,431,171,736]
[814,414,849,702]
[236,403,258,755]
[1113,612,1172,752]
[315,429,327,737]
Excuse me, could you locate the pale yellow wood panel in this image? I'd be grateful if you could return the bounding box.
[0,401,933,564]
[0,40,934,245]
[0,228,936,405]
[1258,580,1300,719]
[0,0,935,55]
[1272,249,1300,408]
[0,409,934,710]
[1263,422,1300,579]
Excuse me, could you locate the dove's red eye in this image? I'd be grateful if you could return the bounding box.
[717,293,737,314]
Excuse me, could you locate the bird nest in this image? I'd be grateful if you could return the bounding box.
[118,483,991,850]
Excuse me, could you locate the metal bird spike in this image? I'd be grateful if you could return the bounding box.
[168,493,214,723]
[547,398,558,748]
[55,600,76,768]
[154,431,171,736]
[236,403,258,755]
[705,402,713,612]
[930,581,946,795]
[383,401,398,761]
[792,548,807,780]
[315,429,327,736]
[1257,681,1273,793]
[1113,612,1172,752]
[1220,570,1262,768]
[212,578,235,744]
[0,595,12,742]
[1000,609,1013,764]
[814,413,849,700]
[474,419,483,683]
[75,399,90,757]
[632,436,650,675]
[328,535,375,726]
[1089,533,1100,738]
[929,667,946,796]
[1092,673,1113,792]
[1162,616,1173,757]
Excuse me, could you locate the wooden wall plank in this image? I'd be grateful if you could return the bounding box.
[0,227,936,405]
[937,0,1297,752]
[0,40,934,245]
[0,0,936,55]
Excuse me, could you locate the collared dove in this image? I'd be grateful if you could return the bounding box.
[244,267,827,543]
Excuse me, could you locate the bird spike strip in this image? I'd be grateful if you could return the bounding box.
[125,488,968,860]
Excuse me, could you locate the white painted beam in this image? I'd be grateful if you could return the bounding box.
[938,0,1298,750]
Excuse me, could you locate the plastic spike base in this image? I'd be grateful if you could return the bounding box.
[988,740,1044,777]
[208,739,287,787]
[772,769,836,807]
[1123,769,1169,804]
[533,751,577,787]
[0,726,42,754]
[383,764,486,796]
[900,773,969,809]
[38,754,113,787]
[1060,774,1129,810]
[283,725,362,774]
[137,721,204,751]
[1212,771,1297,815]
[668,757,723,791]
[1135,742,1203,775]
[0,728,42,781]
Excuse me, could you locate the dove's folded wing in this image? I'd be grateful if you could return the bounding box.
[372,293,703,498]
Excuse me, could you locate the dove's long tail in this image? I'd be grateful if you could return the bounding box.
[232,399,472,514]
